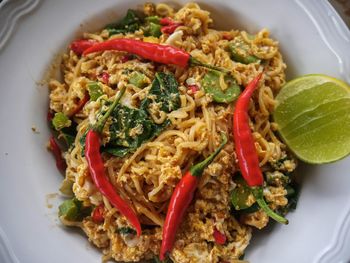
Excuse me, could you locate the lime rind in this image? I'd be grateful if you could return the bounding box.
[273,74,350,164]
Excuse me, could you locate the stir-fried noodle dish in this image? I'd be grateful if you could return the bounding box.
[48,3,299,262]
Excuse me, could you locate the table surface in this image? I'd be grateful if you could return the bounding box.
[329,0,350,27]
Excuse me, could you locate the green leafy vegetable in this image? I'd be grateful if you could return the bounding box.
[105,9,142,36]
[201,71,241,103]
[141,72,180,113]
[58,198,92,221]
[105,104,168,157]
[81,72,179,158]
[88,82,103,101]
[128,71,148,88]
[228,38,260,64]
[52,112,71,131]
[117,227,137,235]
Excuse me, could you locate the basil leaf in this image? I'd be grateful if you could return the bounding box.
[141,72,180,114]
[105,9,142,36]
[106,105,169,157]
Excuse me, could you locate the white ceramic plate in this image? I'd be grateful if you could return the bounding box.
[0,0,349,262]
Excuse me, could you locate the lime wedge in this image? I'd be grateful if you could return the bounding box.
[273,74,350,164]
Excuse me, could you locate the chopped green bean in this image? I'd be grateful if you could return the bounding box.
[129,71,148,88]
[88,82,103,101]
[52,112,71,131]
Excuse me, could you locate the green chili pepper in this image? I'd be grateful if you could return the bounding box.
[88,82,103,101]
[52,112,71,131]
[201,71,241,103]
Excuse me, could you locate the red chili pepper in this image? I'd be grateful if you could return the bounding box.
[161,23,182,34]
[159,17,174,26]
[70,39,97,56]
[100,72,110,84]
[213,228,226,245]
[233,73,264,187]
[69,93,89,117]
[92,204,105,223]
[160,134,227,260]
[233,73,288,225]
[160,17,183,34]
[84,87,141,236]
[49,136,66,172]
[83,38,228,73]
[187,84,199,94]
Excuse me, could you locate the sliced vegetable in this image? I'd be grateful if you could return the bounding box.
[88,82,103,101]
[52,112,71,131]
[128,71,148,88]
[201,71,241,103]
[228,38,259,64]
[58,198,92,221]
[105,9,141,36]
